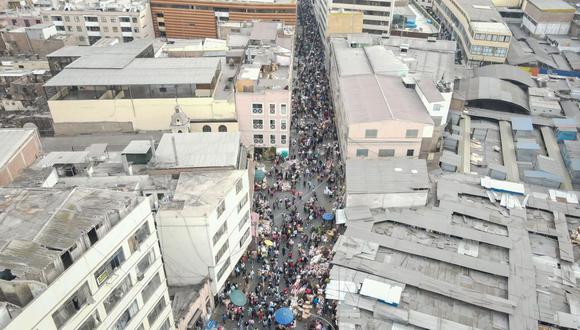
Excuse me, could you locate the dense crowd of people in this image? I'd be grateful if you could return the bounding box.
[214,0,344,329]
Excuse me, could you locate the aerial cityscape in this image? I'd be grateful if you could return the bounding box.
[0,0,578,328]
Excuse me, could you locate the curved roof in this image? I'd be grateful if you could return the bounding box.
[474,64,536,88]
[456,76,529,113]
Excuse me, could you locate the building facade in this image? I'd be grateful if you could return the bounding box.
[0,187,175,330]
[433,0,512,64]
[157,170,252,295]
[522,0,575,36]
[40,0,154,46]
[44,41,237,135]
[0,128,42,186]
[150,0,297,39]
[313,0,394,40]
[233,22,293,156]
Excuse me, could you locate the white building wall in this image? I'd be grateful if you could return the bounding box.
[346,192,428,209]
[157,171,252,295]
[415,84,452,126]
[4,198,175,330]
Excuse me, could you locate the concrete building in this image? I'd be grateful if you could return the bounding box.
[0,23,74,57]
[44,40,238,135]
[0,128,41,186]
[0,8,42,28]
[391,0,440,39]
[150,0,297,39]
[522,0,575,36]
[433,0,512,64]
[329,38,434,160]
[153,133,252,295]
[313,0,394,41]
[345,158,429,208]
[0,187,175,330]
[233,22,294,156]
[39,0,154,46]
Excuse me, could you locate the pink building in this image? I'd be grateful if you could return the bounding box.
[0,128,42,186]
[233,22,294,156]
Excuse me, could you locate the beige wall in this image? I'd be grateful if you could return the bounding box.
[346,121,430,159]
[0,129,41,186]
[326,12,363,36]
[48,97,236,135]
[174,280,214,330]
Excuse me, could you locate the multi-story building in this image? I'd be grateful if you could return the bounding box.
[433,0,512,64]
[313,0,394,41]
[40,0,154,46]
[44,40,238,135]
[0,187,175,330]
[0,8,43,28]
[153,132,252,295]
[329,37,435,161]
[233,22,293,157]
[150,0,297,39]
[522,0,575,36]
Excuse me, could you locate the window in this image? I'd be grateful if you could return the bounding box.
[281,135,287,144]
[101,17,107,22]
[240,227,250,247]
[365,129,378,138]
[132,17,138,23]
[67,26,72,32]
[74,16,80,22]
[78,312,100,330]
[56,26,65,31]
[215,241,229,263]
[253,119,263,129]
[378,149,395,157]
[112,27,119,32]
[218,125,227,132]
[269,104,276,114]
[239,211,249,230]
[356,149,368,157]
[406,149,415,157]
[128,222,151,253]
[270,134,276,144]
[94,248,125,286]
[36,19,41,24]
[216,257,231,280]
[160,318,172,330]
[254,134,264,144]
[137,250,155,276]
[213,222,228,245]
[238,194,248,212]
[64,16,70,22]
[270,120,276,129]
[104,276,132,313]
[76,26,82,32]
[156,13,165,17]
[134,27,139,33]
[433,104,442,112]
[280,104,287,115]
[121,27,132,32]
[84,16,98,22]
[281,120,287,130]
[120,17,131,23]
[52,282,91,328]
[142,272,161,303]
[86,26,100,31]
[148,297,167,326]
[113,300,139,330]
[110,17,116,23]
[217,200,225,218]
[202,125,212,132]
[103,26,109,32]
[78,36,85,41]
[405,129,419,138]
[252,103,263,114]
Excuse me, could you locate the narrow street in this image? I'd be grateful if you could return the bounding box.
[210,0,345,328]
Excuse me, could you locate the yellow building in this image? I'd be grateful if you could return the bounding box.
[326,11,364,36]
[434,0,512,65]
[44,42,237,135]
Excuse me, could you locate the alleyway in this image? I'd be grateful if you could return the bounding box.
[210,0,345,329]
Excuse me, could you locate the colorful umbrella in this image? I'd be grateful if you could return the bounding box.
[274,307,294,325]
[280,150,289,158]
[322,212,334,221]
[264,239,274,247]
[229,289,247,307]
[255,169,266,182]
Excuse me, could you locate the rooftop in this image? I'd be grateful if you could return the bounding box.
[527,0,575,11]
[43,0,149,12]
[346,159,429,194]
[0,128,37,171]
[154,132,241,169]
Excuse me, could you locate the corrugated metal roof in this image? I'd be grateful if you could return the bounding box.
[35,151,89,168]
[122,140,151,155]
[511,117,533,131]
[0,128,36,170]
[155,132,240,168]
[474,64,536,88]
[346,159,429,194]
[528,0,575,11]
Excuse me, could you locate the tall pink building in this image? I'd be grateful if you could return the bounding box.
[233,22,294,156]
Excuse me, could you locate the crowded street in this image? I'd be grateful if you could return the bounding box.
[211,0,344,328]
